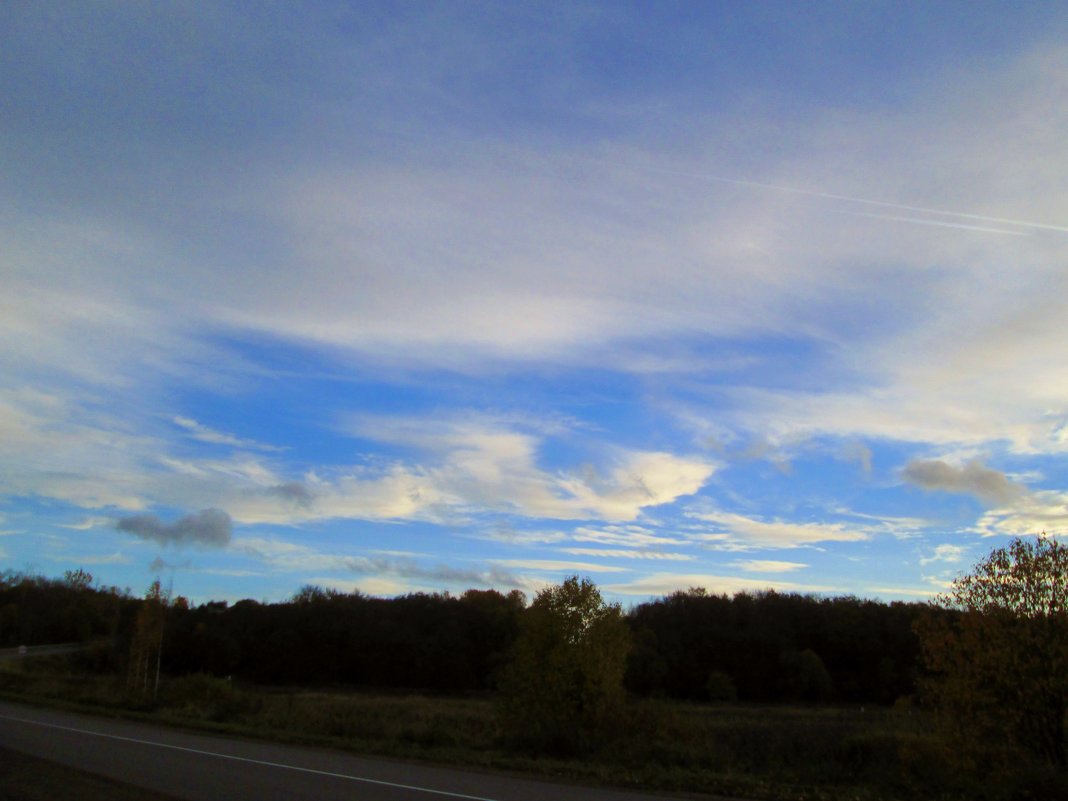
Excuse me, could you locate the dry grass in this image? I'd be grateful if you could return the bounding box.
[0,665,1036,801]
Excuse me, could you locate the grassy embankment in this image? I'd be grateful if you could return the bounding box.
[0,661,990,801]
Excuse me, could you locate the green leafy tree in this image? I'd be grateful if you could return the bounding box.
[497,576,631,754]
[916,534,1068,769]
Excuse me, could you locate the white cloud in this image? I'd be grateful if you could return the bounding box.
[47,552,131,566]
[308,576,408,598]
[732,560,809,573]
[231,536,539,593]
[230,538,326,570]
[919,544,970,567]
[476,527,569,546]
[302,467,451,523]
[5,12,1068,603]
[557,451,717,521]
[825,510,929,540]
[199,569,265,578]
[0,388,156,511]
[12,42,1058,396]
[0,391,714,529]
[172,416,283,452]
[58,517,111,531]
[863,585,941,600]
[492,560,628,573]
[688,510,870,549]
[605,572,832,598]
[973,489,1068,538]
[335,416,716,523]
[572,524,689,548]
[561,548,694,561]
[3,28,1067,407]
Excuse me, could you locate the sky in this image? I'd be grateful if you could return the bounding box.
[4,1,1068,605]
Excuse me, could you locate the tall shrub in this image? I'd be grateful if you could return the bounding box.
[497,576,631,755]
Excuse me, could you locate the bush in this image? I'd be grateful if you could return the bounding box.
[497,577,631,755]
[159,673,247,722]
[705,670,737,702]
[916,535,1068,770]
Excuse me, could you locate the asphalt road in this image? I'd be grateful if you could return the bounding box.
[0,641,108,662]
[0,700,711,801]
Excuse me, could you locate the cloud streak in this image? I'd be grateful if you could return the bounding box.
[173,417,283,452]
[732,560,809,573]
[842,211,1030,237]
[579,154,1068,234]
[688,510,870,549]
[605,572,832,597]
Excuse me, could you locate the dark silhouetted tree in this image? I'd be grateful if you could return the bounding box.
[779,648,833,702]
[705,669,737,702]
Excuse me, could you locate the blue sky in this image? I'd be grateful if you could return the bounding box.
[4,2,1068,604]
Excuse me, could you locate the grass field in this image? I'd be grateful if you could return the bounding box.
[0,664,1059,801]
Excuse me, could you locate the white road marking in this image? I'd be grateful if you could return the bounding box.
[0,713,501,801]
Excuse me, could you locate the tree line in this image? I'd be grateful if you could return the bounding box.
[4,535,1066,783]
[0,569,932,705]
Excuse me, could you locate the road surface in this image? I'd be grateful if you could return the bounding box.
[0,700,721,801]
[0,641,109,662]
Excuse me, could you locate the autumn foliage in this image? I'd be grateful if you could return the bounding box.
[917,534,1068,770]
[496,576,631,754]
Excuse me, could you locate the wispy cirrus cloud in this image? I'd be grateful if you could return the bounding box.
[491,559,628,574]
[571,524,689,548]
[230,536,543,595]
[561,548,694,561]
[919,544,969,567]
[172,416,283,452]
[1,386,715,531]
[605,573,833,598]
[732,560,809,573]
[58,517,111,531]
[687,510,870,549]
[4,5,1068,604]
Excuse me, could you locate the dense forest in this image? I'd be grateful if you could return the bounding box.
[0,569,935,705]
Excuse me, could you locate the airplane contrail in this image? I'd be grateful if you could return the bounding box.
[569,154,1068,235]
[703,174,1068,234]
[842,211,1030,237]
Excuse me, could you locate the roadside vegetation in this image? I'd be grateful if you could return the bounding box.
[2,535,1067,800]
